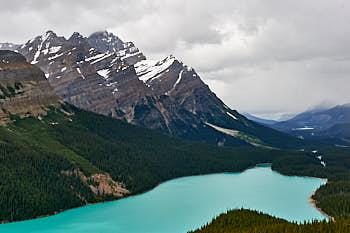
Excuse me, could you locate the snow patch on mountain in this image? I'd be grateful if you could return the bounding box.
[205,122,240,137]
[32,46,42,64]
[121,51,142,61]
[97,69,110,79]
[48,53,64,61]
[227,112,238,120]
[86,53,106,62]
[76,67,85,79]
[166,69,184,95]
[135,55,176,83]
[31,31,57,64]
[91,53,113,65]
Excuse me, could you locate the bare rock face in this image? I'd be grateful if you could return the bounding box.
[61,170,129,198]
[87,31,125,54]
[17,31,146,117]
[0,50,61,123]
[11,31,303,148]
[89,174,129,197]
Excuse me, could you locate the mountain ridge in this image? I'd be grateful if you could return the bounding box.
[271,103,350,146]
[1,30,306,149]
[242,112,278,126]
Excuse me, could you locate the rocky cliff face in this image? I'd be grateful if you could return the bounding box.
[16,31,145,116]
[0,50,61,123]
[5,30,304,148]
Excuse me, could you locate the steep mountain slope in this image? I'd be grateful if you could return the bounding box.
[0,51,312,222]
[0,51,130,222]
[0,50,61,122]
[9,30,306,149]
[242,112,278,126]
[272,104,350,145]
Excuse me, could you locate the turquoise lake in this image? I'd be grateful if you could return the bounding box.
[0,165,326,233]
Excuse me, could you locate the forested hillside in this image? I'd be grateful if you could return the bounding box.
[189,209,350,233]
[0,104,306,222]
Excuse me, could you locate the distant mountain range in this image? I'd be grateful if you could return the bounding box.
[242,113,278,126]
[271,103,350,146]
[0,43,19,51]
[1,30,304,149]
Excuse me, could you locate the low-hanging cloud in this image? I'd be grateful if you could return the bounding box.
[1,0,350,119]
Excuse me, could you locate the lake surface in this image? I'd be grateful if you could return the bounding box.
[1,165,326,233]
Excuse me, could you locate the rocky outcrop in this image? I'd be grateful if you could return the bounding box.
[61,170,129,198]
[0,50,61,123]
[89,174,129,197]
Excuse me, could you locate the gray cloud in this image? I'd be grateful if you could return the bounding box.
[1,0,350,119]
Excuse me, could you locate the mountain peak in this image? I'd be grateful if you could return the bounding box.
[87,30,125,54]
[165,54,176,61]
[69,32,85,40]
[160,54,177,64]
[45,30,56,35]
[89,30,119,40]
[38,30,58,42]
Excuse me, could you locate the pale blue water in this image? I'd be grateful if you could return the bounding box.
[0,165,326,233]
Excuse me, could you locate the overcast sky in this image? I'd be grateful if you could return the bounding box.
[1,0,350,119]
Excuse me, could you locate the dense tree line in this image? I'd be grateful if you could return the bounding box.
[0,137,97,222]
[272,147,350,219]
[189,209,350,233]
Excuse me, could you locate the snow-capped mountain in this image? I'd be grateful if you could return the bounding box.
[3,30,305,148]
[15,31,145,116]
[88,31,130,54]
[0,43,20,51]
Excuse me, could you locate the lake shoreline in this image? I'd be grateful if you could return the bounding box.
[271,168,334,221]
[0,162,330,225]
[0,162,266,225]
[308,192,335,222]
